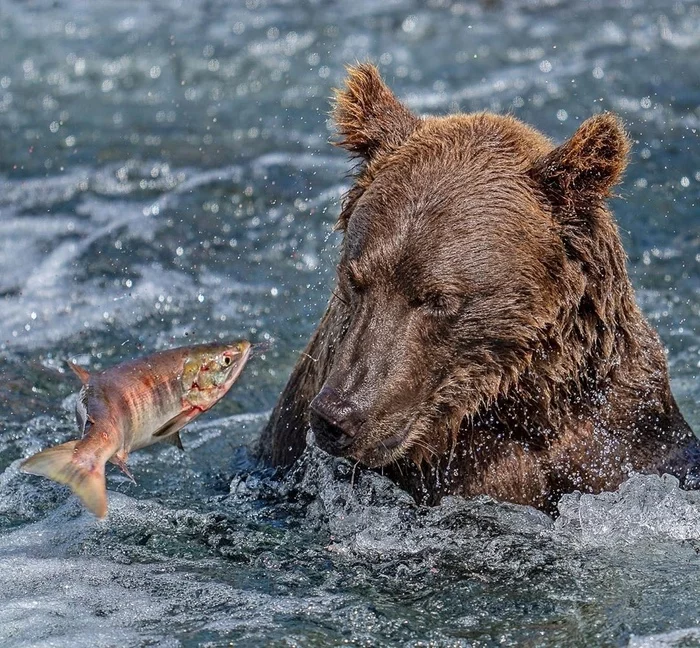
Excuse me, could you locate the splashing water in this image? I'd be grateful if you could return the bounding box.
[1,0,699,645]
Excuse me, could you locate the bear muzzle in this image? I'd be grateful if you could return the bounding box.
[309,386,363,455]
[309,385,419,466]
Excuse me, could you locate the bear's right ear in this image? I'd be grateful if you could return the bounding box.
[332,63,420,161]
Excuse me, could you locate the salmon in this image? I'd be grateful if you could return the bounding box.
[21,341,252,518]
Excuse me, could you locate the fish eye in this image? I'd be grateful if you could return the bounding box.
[222,355,232,366]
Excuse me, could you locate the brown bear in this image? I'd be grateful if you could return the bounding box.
[259,63,700,514]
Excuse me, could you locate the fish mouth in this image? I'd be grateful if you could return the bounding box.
[248,340,273,357]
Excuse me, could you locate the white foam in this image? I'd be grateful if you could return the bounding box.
[555,473,700,546]
[629,627,700,648]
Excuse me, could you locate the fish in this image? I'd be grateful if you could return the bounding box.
[20,341,252,518]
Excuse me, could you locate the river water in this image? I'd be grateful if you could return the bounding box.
[1,0,699,645]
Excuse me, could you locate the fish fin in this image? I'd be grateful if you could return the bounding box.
[75,386,89,433]
[20,441,108,518]
[66,361,90,385]
[109,453,136,484]
[161,431,184,451]
[153,408,198,443]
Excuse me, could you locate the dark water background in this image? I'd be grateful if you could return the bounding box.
[1,0,699,646]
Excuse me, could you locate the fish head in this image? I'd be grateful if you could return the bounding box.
[181,341,252,409]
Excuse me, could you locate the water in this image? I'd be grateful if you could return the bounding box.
[0,0,699,645]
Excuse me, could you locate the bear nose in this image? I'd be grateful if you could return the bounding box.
[309,386,362,452]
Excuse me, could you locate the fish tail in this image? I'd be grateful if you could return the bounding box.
[20,441,108,518]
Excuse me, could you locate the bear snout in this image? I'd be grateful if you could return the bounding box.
[309,384,423,466]
[309,386,363,455]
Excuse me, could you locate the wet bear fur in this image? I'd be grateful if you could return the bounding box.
[259,64,700,514]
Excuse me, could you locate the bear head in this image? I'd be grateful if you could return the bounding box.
[309,63,633,469]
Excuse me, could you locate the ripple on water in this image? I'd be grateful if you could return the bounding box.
[5,441,700,646]
[1,0,700,645]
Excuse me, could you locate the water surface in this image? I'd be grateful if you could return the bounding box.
[1,0,700,646]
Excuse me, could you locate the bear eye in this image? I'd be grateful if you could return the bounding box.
[418,293,458,318]
[339,261,366,296]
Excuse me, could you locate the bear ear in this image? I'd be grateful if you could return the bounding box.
[332,63,420,160]
[532,113,630,207]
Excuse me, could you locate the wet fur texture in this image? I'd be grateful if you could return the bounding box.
[259,64,700,514]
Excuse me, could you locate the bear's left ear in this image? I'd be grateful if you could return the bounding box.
[531,113,630,207]
[332,63,420,161]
